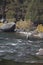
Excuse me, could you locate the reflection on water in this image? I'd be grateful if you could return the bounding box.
[0,59,43,65]
[0,32,43,65]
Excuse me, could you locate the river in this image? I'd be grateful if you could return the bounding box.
[0,32,43,65]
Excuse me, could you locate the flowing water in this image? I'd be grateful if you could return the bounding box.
[0,32,43,65]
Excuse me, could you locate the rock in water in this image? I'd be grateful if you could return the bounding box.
[0,22,16,32]
[36,48,43,59]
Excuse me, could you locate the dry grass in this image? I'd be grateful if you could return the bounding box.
[36,24,43,32]
[0,23,3,27]
[16,20,32,30]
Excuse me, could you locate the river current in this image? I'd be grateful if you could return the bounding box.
[0,32,43,64]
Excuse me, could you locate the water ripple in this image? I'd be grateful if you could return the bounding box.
[0,33,43,63]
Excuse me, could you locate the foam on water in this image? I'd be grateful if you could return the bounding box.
[6,43,17,46]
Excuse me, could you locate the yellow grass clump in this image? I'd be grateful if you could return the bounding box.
[0,23,3,27]
[36,24,43,32]
[16,20,32,30]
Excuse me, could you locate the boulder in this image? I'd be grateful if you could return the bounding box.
[0,22,16,32]
[36,48,43,59]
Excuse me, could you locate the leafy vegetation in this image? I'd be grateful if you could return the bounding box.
[0,0,43,24]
